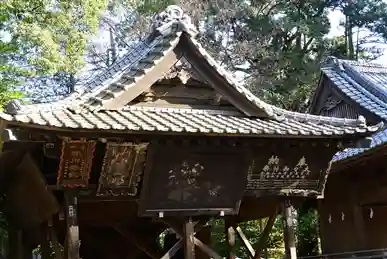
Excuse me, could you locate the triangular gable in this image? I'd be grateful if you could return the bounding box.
[67,5,273,118]
[130,57,235,109]
[310,57,387,123]
[309,57,387,163]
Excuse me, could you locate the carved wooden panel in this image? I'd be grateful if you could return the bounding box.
[57,140,96,188]
[246,144,335,196]
[139,143,250,216]
[97,142,148,196]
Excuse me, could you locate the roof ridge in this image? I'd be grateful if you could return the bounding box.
[271,105,371,127]
[325,56,387,71]
[327,57,387,108]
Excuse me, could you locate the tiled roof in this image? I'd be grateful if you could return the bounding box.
[0,106,381,137]
[322,59,387,119]
[332,128,387,161]
[0,7,381,138]
[322,58,387,161]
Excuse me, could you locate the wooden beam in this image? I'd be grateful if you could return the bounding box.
[225,218,237,259]
[40,222,51,259]
[111,224,160,259]
[161,238,183,259]
[48,219,64,259]
[253,207,279,259]
[64,192,80,259]
[8,227,23,259]
[196,225,211,259]
[184,218,196,259]
[193,238,222,259]
[236,226,255,258]
[162,219,222,259]
[282,200,297,259]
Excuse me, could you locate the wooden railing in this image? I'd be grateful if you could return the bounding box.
[299,248,387,259]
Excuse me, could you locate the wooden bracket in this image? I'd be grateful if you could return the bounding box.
[111,223,162,259]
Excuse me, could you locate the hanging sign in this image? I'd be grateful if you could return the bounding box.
[57,140,96,188]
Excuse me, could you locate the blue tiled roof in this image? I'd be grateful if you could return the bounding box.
[332,128,387,161]
[323,58,387,162]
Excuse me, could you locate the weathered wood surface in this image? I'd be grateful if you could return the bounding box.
[57,140,96,188]
[282,201,297,259]
[4,153,58,229]
[139,143,249,216]
[98,142,148,196]
[64,193,80,259]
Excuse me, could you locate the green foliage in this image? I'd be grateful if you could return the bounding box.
[209,218,284,258]
[0,0,109,104]
[128,0,387,112]
[297,206,320,257]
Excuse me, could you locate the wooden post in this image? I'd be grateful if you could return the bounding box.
[40,222,51,259]
[225,219,236,259]
[236,226,255,258]
[253,209,278,259]
[8,227,23,259]
[196,225,211,259]
[183,218,195,259]
[353,204,366,249]
[282,200,297,259]
[64,192,80,259]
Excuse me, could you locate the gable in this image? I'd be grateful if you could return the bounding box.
[311,72,380,124]
[128,57,236,111]
[65,7,274,118]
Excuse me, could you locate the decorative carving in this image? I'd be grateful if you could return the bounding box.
[139,145,249,216]
[163,57,203,84]
[97,142,148,196]
[166,160,222,203]
[151,5,198,37]
[322,94,342,112]
[259,155,311,179]
[57,140,96,188]
[246,155,319,192]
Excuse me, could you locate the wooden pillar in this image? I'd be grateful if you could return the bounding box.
[196,225,211,259]
[225,219,236,259]
[41,222,51,259]
[64,192,80,259]
[282,200,297,259]
[253,210,278,259]
[8,227,33,259]
[22,242,33,259]
[8,227,23,259]
[353,204,366,249]
[183,218,195,259]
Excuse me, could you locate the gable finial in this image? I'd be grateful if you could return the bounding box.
[151,5,198,37]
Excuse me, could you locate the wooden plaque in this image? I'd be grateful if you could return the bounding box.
[246,144,335,196]
[97,142,148,196]
[57,140,96,188]
[139,143,250,217]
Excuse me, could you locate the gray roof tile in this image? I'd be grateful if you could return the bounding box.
[321,58,387,161]
[0,7,381,138]
[0,106,381,137]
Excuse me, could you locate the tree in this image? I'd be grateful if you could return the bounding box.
[332,0,387,60]
[1,0,110,103]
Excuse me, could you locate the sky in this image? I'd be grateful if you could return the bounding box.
[95,9,387,66]
[328,10,387,64]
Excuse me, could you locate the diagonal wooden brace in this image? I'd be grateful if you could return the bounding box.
[161,219,222,259]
